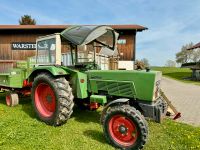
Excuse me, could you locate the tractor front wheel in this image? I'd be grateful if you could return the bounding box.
[31,74,74,126]
[103,105,148,150]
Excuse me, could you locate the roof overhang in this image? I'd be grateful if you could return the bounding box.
[187,42,200,50]
[0,24,148,32]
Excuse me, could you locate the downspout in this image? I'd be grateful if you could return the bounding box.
[75,46,78,64]
[133,29,137,70]
[70,44,74,65]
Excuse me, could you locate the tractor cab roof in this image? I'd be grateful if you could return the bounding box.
[61,25,119,56]
[61,25,117,46]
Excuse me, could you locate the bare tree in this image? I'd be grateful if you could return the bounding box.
[141,58,150,67]
[135,58,150,70]
[165,60,176,67]
[176,42,193,64]
[135,60,145,70]
[192,48,200,62]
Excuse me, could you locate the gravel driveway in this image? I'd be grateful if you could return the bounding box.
[161,77,200,126]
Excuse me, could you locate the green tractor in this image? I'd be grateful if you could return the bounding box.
[0,25,168,149]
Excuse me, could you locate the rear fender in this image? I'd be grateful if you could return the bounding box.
[28,66,69,82]
[28,66,88,99]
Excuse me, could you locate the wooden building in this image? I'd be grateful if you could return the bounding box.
[0,25,147,70]
[182,42,200,80]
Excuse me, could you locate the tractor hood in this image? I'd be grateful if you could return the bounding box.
[61,25,119,56]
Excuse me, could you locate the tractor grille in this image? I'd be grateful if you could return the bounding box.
[96,81,135,97]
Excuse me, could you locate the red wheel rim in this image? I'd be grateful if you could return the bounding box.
[6,95,11,106]
[34,83,56,117]
[108,115,138,147]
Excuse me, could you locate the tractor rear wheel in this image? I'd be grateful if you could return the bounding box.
[31,74,74,126]
[6,92,19,107]
[103,105,148,150]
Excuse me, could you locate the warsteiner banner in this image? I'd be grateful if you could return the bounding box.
[11,42,36,50]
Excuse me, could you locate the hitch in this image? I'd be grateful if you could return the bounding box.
[160,90,181,120]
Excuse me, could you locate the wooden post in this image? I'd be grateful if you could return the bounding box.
[160,90,181,120]
[109,57,118,70]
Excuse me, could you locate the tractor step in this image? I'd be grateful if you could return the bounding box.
[90,95,107,104]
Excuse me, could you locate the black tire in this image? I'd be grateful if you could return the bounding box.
[103,105,148,150]
[6,92,19,107]
[31,73,74,126]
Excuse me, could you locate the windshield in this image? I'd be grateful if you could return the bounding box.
[77,44,94,64]
[37,38,56,64]
[61,29,115,66]
[76,30,115,64]
[95,30,114,49]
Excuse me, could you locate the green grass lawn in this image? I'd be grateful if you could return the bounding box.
[0,93,200,150]
[152,67,200,85]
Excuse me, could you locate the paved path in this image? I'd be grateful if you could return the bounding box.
[161,77,200,126]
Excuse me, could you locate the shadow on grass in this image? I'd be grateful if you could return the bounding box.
[71,106,101,124]
[0,93,31,105]
[21,100,102,124]
[0,92,6,105]
[1,92,102,124]
[21,97,36,119]
[0,92,36,119]
[164,72,192,80]
[83,130,108,144]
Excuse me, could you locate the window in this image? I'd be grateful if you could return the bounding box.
[117,39,126,44]
[37,38,56,64]
[96,30,114,49]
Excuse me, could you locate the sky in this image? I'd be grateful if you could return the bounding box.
[0,0,200,66]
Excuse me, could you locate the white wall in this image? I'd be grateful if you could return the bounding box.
[118,61,134,70]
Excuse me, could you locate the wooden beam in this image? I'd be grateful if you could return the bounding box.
[0,60,22,63]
